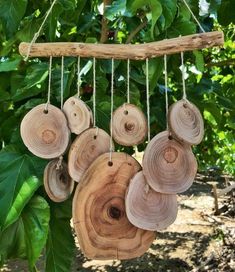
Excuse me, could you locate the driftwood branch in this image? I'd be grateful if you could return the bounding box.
[19,31,224,60]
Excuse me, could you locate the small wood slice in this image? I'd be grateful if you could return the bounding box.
[68,127,113,182]
[20,104,70,159]
[63,96,93,135]
[126,171,178,231]
[112,103,147,146]
[142,131,197,194]
[168,99,204,145]
[44,159,74,202]
[73,152,155,260]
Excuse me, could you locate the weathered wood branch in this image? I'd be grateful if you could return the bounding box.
[19,31,224,60]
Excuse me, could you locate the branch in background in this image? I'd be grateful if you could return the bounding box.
[126,18,148,44]
[206,59,235,67]
[100,0,111,43]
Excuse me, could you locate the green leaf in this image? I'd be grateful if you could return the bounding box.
[0,196,50,271]
[22,196,50,270]
[0,58,21,72]
[0,0,28,37]
[45,200,75,272]
[218,0,235,25]
[193,50,205,72]
[3,176,40,230]
[0,149,46,228]
[105,0,127,21]
[159,0,177,29]
[57,0,76,10]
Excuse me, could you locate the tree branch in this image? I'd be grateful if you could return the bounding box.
[100,0,111,43]
[126,18,148,44]
[206,59,235,67]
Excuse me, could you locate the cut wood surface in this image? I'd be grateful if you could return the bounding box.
[126,171,178,231]
[73,152,155,260]
[142,131,198,194]
[20,104,70,159]
[19,31,224,59]
[112,103,147,146]
[44,159,74,202]
[168,99,204,145]
[68,127,113,182]
[63,97,93,135]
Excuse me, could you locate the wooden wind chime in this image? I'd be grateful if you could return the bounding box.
[19,0,224,260]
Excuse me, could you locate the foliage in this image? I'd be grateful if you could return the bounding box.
[0,0,234,270]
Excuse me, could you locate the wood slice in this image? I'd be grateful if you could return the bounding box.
[112,103,147,146]
[126,171,178,231]
[20,104,70,159]
[168,99,204,145]
[68,127,113,182]
[63,97,93,135]
[73,152,155,260]
[44,159,74,202]
[142,131,197,194]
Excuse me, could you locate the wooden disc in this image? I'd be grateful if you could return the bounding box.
[73,152,155,260]
[142,131,197,194]
[20,104,70,159]
[63,96,93,135]
[44,159,74,202]
[168,99,204,145]
[68,127,113,182]
[112,103,147,146]
[126,171,178,231]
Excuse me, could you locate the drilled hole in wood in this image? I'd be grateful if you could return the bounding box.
[183,103,188,108]
[71,100,75,105]
[108,161,113,167]
[168,135,173,140]
[43,109,48,114]
[74,113,77,117]
[124,110,128,115]
[108,206,121,220]
[93,135,97,140]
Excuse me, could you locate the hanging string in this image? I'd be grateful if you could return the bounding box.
[164,55,169,129]
[146,58,151,143]
[77,56,81,97]
[93,57,97,127]
[109,58,114,164]
[60,56,64,110]
[44,56,53,112]
[181,52,187,100]
[181,0,205,33]
[127,59,130,104]
[25,0,58,61]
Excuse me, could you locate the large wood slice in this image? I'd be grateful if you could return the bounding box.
[63,97,93,135]
[142,131,197,194]
[126,171,178,231]
[68,127,113,182]
[44,159,74,202]
[20,104,70,159]
[73,152,155,260]
[168,99,204,145]
[112,103,147,146]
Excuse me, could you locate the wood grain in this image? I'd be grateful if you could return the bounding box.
[142,131,197,194]
[73,152,155,260]
[112,103,147,146]
[19,31,224,60]
[44,159,74,202]
[68,127,113,182]
[63,97,93,135]
[126,171,178,231]
[168,99,204,145]
[20,104,70,159]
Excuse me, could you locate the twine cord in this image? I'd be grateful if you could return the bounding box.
[146,58,150,143]
[164,54,169,129]
[77,56,81,97]
[181,0,205,33]
[109,58,114,163]
[127,59,130,104]
[181,52,187,100]
[60,56,64,110]
[45,56,53,112]
[25,0,58,61]
[93,57,96,127]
